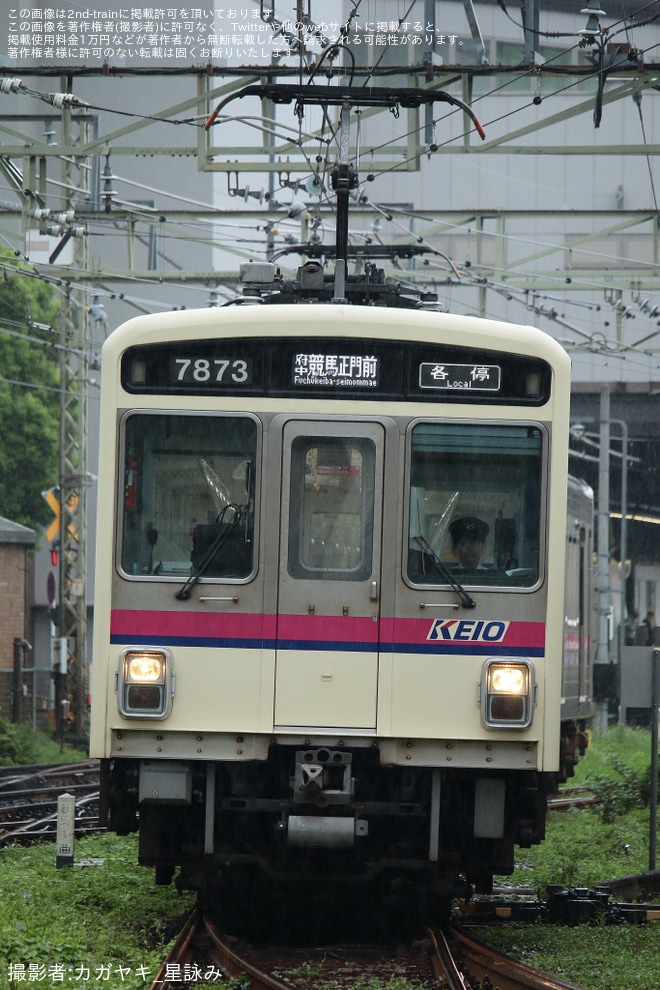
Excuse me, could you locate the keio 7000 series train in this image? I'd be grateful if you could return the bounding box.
[90,262,592,908]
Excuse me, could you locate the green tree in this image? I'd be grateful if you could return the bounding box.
[0,255,60,530]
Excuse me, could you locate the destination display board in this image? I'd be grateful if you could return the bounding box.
[122,336,551,405]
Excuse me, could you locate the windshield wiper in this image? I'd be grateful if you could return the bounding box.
[414,536,476,609]
[176,504,245,601]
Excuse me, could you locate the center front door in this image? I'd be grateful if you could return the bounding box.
[274,420,385,731]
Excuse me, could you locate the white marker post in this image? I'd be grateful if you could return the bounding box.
[56,793,75,869]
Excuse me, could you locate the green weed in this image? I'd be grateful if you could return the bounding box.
[477,726,660,990]
[0,719,87,765]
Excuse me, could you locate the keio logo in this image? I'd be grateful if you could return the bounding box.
[427,619,510,643]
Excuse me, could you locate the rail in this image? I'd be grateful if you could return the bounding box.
[0,761,100,846]
[149,909,589,990]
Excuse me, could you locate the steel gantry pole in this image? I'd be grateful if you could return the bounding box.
[57,286,89,739]
[56,81,90,740]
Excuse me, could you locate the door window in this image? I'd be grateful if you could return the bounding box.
[288,437,376,581]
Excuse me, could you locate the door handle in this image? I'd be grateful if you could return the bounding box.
[370,580,378,602]
[419,602,460,609]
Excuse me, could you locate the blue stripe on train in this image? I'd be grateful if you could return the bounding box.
[110,634,544,656]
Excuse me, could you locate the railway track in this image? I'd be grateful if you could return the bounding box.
[547,786,597,811]
[0,760,101,846]
[150,908,586,990]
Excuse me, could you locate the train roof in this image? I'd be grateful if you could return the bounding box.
[104,293,571,372]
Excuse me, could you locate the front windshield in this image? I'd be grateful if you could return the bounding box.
[120,413,257,579]
[406,422,544,588]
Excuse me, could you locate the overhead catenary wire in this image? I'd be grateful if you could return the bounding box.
[0,4,655,334]
[6,169,660,312]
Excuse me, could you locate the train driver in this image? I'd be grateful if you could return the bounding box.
[449,516,490,570]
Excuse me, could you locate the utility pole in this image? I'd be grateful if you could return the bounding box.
[523,0,541,66]
[596,385,611,665]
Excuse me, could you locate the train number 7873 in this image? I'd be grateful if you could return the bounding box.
[170,357,251,384]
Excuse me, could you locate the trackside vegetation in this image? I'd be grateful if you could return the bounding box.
[0,719,86,766]
[471,724,660,990]
[0,255,60,532]
[0,726,658,989]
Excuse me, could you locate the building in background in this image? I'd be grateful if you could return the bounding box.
[0,517,35,721]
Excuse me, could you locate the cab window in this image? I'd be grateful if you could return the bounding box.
[406,422,544,587]
[120,412,257,579]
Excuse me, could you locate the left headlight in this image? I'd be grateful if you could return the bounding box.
[116,647,174,718]
[479,658,536,729]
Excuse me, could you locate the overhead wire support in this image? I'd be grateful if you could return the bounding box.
[332,102,354,301]
[205,83,486,140]
[204,83,485,301]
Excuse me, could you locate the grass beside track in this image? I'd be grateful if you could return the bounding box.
[0,725,658,989]
[468,724,660,990]
[0,833,195,990]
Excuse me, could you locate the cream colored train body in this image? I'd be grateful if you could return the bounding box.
[90,298,591,902]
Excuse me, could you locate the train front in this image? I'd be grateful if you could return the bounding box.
[90,301,570,908]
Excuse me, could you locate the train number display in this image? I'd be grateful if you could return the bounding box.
[169,357,252,385]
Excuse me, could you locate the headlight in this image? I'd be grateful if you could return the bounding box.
[126,652,165,683]
[117,648,174,718]
[480,659,536,729]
